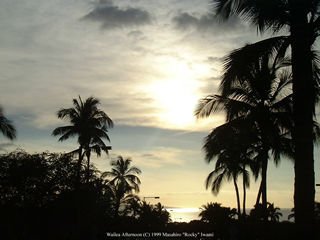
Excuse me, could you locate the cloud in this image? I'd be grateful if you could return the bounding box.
[83,0,152,29]
[0,142,15,152]
[172,12,244,32]
[113,147,186,169]
[127,30,146,41]
[207,56,223,64]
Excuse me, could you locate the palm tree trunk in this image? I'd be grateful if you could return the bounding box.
[86,150,91,184]
[76,146,83,189]
[233,177,241,219]
[256,181,262,206]
[115,190,124,218]
[290,3,315,238]
[242,168,246,217]
[261,153,268,221]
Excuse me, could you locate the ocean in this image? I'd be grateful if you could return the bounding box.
[166,208,293,223]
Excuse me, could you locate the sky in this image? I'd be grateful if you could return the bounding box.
[1,0,320,218]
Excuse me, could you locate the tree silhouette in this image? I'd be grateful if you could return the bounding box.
[199,202,237,224]
[102,156,141,217]
[196,51,293,219]
[52,96,113,184]
[0,106,16,140]
[203,125,250,217]
[202,120,257,218]
[137,201,171,229]
[250,202,282,222]
[267,202,282,222]
[288,202,320,222]
[211,0,320,235]
[121,194,142,218]
[153,202,171,226]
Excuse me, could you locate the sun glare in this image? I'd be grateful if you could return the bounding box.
[147,57,210,129]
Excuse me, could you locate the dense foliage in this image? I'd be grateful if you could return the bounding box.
[0,150,174,239]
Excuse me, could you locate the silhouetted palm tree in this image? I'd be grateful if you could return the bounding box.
[196,52,293,219]
[102,156,141,217]
[211,0,320,233]
[199,202,237,224]
[203,122,252,217]
[121,194,141,218]
[153,202,171,225]
[250,202,282,222]
[52,96,113,184]
[138,201,171,228]
[0,106,16,140]
[267,202,282,222]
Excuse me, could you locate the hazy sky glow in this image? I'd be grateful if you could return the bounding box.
[1,0,320,219]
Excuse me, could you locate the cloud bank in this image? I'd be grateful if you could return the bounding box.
[83,0,152,29]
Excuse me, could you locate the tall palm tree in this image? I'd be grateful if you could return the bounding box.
[0,106,16,140]
[83,140,112,183]
[196,52,293,218]
[102,156,141,217]
[205,134,250,217]
[211,0,320,235]
[52,96,113,184]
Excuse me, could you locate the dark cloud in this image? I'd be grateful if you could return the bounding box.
[83,0,152,29]
[172,12,244,32]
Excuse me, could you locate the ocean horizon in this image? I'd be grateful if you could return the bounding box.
[166,207,293,223]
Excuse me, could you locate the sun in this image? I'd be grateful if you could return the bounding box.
[150,78,198,127]
[146,57,210,129]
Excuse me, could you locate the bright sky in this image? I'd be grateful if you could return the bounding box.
[1,0,320,220]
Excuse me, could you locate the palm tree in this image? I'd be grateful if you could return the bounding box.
[0,106,16,140]
[211,0,320,234]
[267,202,282,222]
[121,194,142,218]
[138,201,171,228]
[83,141,112,183]
[203,122,252,217]
[250,202,282,222]
[52,96,113,184]
[102,156,141,217]
[196,52,293,218]
[199,202,237,224]
[153,202,171,225]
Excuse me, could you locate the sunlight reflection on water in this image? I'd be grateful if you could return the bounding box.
[166,208,200,222]
[165,208,292,223]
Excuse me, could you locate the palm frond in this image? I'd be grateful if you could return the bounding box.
[214,0,289,33]
[210,170,226,195]
[0,107,16,140]
[205,167,222,189]
[57,108,79,121]
[221,36,290,96]
[127,167,142,175]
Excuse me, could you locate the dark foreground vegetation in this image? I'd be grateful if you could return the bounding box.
[1,150,319,240]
